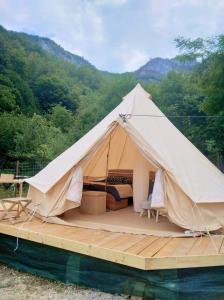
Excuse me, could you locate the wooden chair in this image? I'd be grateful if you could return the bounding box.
[0,197,32,224]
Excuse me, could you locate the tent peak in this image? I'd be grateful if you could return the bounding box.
[123,83,152,102]
[135,83,152,99]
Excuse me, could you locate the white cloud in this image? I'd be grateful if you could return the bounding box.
[93,0,127,6]
[114,44,148,72]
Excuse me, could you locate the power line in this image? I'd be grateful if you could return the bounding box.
[120,114,224,119]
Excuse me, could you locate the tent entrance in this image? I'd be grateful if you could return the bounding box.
[81,124,160,213]
[57,123,181,237]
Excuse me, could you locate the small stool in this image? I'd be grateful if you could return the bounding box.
[140,201,160,222]
[0,197,32,224]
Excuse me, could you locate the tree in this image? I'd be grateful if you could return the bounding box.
[14,114,70,161]
[0,85,17,111]
[175,35,224,168]
[0,113,20,158]
[33,75,77,112]
[50,104,74,133]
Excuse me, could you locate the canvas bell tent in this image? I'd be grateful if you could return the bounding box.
[26,84,224,233]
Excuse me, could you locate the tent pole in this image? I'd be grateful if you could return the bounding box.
[105,134,112,193]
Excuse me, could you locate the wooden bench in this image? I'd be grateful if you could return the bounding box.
[0,197,32,224]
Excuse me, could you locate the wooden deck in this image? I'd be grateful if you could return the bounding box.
[0,218,224,270]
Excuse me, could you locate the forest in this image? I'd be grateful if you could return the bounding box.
[0,25,223,171]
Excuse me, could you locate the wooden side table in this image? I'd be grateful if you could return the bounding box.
[81,191,106,215]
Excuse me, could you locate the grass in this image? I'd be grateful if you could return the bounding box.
[0,184,28,199]
[0,263,129,300]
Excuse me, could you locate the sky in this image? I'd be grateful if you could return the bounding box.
[0,0,224,72]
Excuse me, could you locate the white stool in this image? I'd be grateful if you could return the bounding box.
[140,200,159,222]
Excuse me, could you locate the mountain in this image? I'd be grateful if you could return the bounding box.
[134,57,197,81]
[27,35,94,68]
[3,26,93,68]
[0,25,105,114]
[3,26,196,81]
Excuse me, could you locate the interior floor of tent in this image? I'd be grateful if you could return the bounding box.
[0,216,224,271]
[57,205,185,237]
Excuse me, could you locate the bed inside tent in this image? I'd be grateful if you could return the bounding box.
[48,123,185,237]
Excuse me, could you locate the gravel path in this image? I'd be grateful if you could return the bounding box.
[0,263,130,300]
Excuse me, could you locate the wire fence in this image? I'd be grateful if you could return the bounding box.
[0,160,49,178]
[0,160,49,199]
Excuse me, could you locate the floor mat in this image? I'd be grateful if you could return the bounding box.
[49,206,186,237]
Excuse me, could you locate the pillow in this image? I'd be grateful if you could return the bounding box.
[107,176,132,185]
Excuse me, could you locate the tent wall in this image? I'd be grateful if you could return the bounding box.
[28,169,78,217]
[165,173,224,231]
[26,84,224,232]
[28,121,224,231]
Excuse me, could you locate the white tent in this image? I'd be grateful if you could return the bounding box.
[27,84,224,232]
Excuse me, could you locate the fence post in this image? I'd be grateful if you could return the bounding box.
[16,160,20,178]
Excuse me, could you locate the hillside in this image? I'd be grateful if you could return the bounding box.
[22,34,94,68]
[0,25,104,114]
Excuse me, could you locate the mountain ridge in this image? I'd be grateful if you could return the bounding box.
[6,26,195,80]
[10,30,94,68]
[134,57,196,81]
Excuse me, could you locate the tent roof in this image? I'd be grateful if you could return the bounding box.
[27,84,224,203]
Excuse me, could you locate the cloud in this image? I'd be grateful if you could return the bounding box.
[114,44,148,72]
[0,0,223,72]
[93,0,127,5]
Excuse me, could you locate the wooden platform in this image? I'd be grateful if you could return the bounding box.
[0,218,224,270]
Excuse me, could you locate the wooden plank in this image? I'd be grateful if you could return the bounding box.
[125,236,159,255]
[72,229,111,244]
[169,237,197,257]
[203,236,224,255]
[154,238,184,257]
[110,234,146,251]
[186,236,224,256]
[100,233,135,249]
[187,237,210,256]
[146,254,224,270]
[61,228,95,241]
[219,237,224,254]
[139,238,170,257]
[94,232,124,246]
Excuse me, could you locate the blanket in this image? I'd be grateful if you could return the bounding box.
[84,182,133,201]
